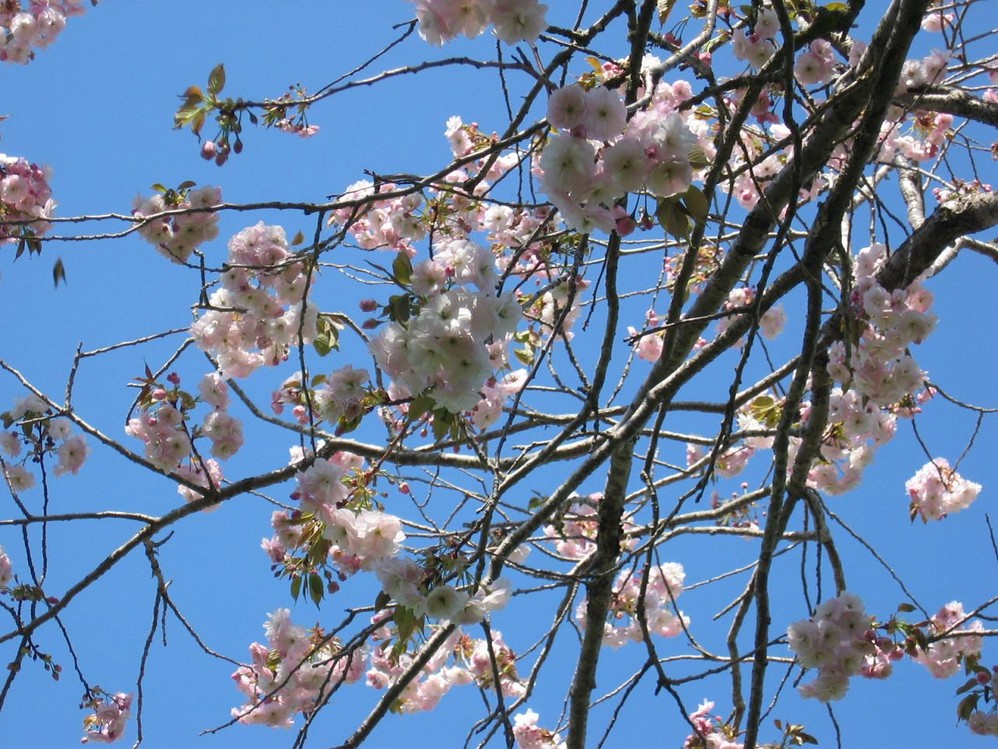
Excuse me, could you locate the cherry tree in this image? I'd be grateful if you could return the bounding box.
[1,0,997,747]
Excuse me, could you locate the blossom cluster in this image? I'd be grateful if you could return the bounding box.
[376,557,511,624]
[539,79,708,233]
[231,609,366,727]
[912,601,984,679]
[191,222,318,379]
[367,627,523,712]
[0,153,55,243]
[80,691,132,744]
[332,120,601,428]
[787,593,876,701]
[235,609,524,723]
[543,492,636,559]
[365,627,469,712]
[124,372,243,503]
[513,709,566,749]
[263,450,385,580]
[904,458,982,522]
[730,8,780,70]
[132,185,221,264]
[717,286,786,341]
[804,243,940,495]
[410,0,548,46]
[369,243,522,415]
[0,1,84,64]
[1,394,88,491]
[684,700,744,749]
[264,447,511,626]
[909,602,997,737]
[575,562,689,648]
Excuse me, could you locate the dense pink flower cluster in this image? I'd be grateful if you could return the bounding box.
[684,700,744,749]
[787,593,875,702]
[0,1,83,64]
[543,492,637,559]
[369,246,522,414]
[264,450,388,571]
[366,627,523,712]
[538,79,707,232]
[912,601,984,679]
[376,557,511,624]
[80,691,131,744]
[513,709,566,749]
[730,8,779,69]
[190,222,317,379]
[231,609,366,727]
[132,185,221,264]
[904,459,982,522]
[410,0,548,46]
[366,627,469,712]
[575,562,688,648]
[0,153,54,242]
[798,243,939,495]
[124,373,243,503]
[1,394,89,490]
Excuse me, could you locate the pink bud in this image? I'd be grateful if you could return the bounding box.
[398,482,410,495]
[359,298,379,313]
[151,388,168,401]
[200,141,217,160]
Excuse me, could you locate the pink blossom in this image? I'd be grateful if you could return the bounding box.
[582,86,626,141]
[81,692,132,744]
[546,84,587,131]
[53,434,88,476]
[906,459,981,521]
[0,545,13,589]
[490,0,548,44]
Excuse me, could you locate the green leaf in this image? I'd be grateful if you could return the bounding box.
[312,315,341,357]
[387,294,411,324]
[290,575,302,601]
[52,258,66,287]
[431,409,451,441]
[514,346,534,366]
[313,332,334,357]
[392,252,413,285]
[655,197,689,239]
[308,572,324,607]
[896,602,916,613]
[956,692,979,722]
[190,109,206,136]
[375,590,391,611]
[408,394,434,422]
[207,63,226,97]
[955,676,980,695]
[527,494,547,512]
[656,0,677,24]
[682,185,709,223]
[291,230,305,246]
[688,145,710,169]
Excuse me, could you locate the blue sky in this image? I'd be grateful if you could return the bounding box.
[1,2,996,747]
